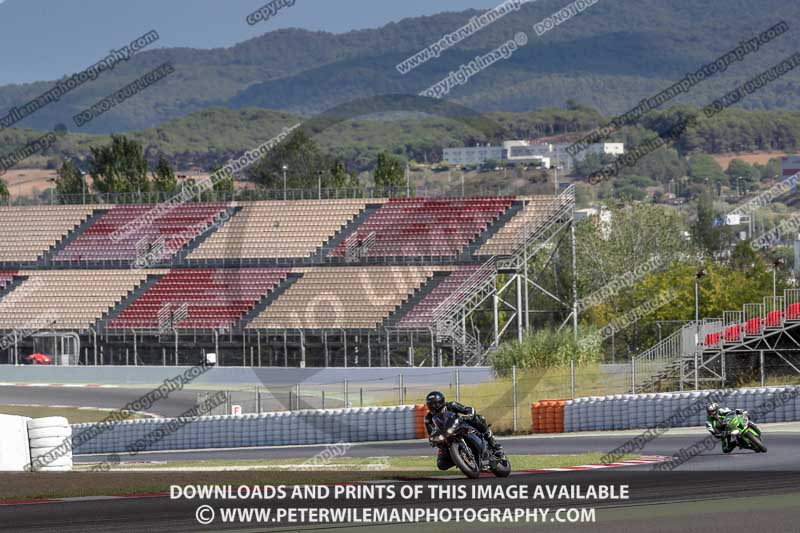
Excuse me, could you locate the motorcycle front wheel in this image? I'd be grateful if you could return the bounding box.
[746,433,767,453]
[449,439,481,479]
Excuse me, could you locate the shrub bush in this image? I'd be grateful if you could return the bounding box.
[489,328,603,377]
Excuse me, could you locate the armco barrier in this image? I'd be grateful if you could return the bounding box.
[532,386,800,433]
[73,404,432,455]
[0,414,31,472]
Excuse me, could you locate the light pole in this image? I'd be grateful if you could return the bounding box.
[317,170,323,200]
[695,268,707,324]
[282,164,288,201]
[47,177,57,204]
[694,268,706,390]
[773,257,785,301]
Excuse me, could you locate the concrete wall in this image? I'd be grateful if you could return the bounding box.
[0,365,496,387]
[0,414,31,472]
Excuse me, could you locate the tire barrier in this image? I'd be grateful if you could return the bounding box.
[530,400,566,433]
[73,405,431,455]
[26,417,73,472]
[532,386,800,433]
[413,404,429,439]
[0,414,32,472]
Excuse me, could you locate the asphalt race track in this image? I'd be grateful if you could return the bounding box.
[0,385,207,417]
[72,425,800,471]
[2,427,798,532]
[3,387,800,531]
[0,385,320,416]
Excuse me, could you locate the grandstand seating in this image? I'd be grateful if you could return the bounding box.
[53,203,228,263]
[330,198,513,258]
[0,270,17,290]
[765,310,783,328]
[477,196,568,256]
[107,268,289,330]
[698,293,800,350]
[188,200,370,260]
[0,205,96,263]
[704,332,721,347]
[396,265,480,329]
[745,317,763,336]
[246,266,436,330]
[724,324,742,343]
[0,270,157,330]
[0,196,573,336]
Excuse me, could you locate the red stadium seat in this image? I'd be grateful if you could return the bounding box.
[330,198,513,258]
[107,268,288,330]
[397,266,481,329]
[745,317,763,336]
[724,325,742,343]
[765,310,782,328]
[54,203,229,263]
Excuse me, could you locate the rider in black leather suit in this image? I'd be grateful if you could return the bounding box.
[423,390,502,471]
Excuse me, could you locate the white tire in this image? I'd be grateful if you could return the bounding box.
[27,417,70,430]
[30,436,72,448]
[30,446,72,458]
[28,426,72,440]
[36,465,73,472]
[29,456,72,468]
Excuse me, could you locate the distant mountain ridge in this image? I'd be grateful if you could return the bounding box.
[0,0,798,134]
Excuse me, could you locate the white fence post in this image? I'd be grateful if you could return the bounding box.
[512,365,518,433]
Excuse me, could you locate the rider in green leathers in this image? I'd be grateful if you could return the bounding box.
[706,402,761,453]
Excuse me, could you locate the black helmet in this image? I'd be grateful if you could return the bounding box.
[426,391,446,413]
[707,403,719,418]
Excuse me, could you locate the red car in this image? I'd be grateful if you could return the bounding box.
[24,353,52,365]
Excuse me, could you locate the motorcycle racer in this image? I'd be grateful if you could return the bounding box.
[424,391,502,471]
[706,402,761,453]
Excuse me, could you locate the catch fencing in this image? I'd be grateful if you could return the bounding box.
[197,365,636,433]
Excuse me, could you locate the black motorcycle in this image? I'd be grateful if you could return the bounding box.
[430,410,511,479]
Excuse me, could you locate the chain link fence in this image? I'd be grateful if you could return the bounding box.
[198,363,638,433]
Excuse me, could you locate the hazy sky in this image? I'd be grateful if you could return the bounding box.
[0,0,498,85]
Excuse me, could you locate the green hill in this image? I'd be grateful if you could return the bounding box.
[0,0,798,133]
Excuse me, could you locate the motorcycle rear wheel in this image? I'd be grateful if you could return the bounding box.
[449,440,481,479]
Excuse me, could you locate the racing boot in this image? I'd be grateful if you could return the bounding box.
[485,429,502,452]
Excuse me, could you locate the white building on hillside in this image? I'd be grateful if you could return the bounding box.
[442,141,624,169]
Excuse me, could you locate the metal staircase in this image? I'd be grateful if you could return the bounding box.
[431,186,576,365]
[431,258,497,364]
[497,185,575,271]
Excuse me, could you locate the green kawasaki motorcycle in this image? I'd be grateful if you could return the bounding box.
[724,412,767,453]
